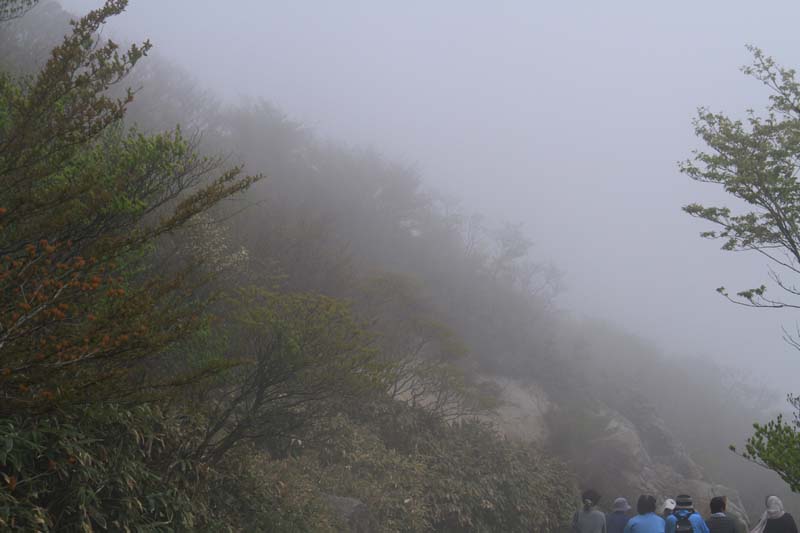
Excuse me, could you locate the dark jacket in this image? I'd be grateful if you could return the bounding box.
[607,511,631,533]
[764,513,799,533]
[706,514,736,533]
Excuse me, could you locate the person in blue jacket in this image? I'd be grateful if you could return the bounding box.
[666,494,710,533]
[624,494,665,533]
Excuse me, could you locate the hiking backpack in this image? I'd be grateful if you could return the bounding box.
[675,514,694,533]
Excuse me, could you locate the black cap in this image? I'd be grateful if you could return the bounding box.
[675,494,693,510]
[582,489,601,506]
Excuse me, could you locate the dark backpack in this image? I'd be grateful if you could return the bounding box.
[675,513,694,532]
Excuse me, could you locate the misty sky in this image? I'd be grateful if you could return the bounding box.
[60,0,800,397]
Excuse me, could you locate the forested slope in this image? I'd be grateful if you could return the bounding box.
[0,2,793,531]
[0,3,574,531]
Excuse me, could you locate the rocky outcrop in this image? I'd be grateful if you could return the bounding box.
[488,376,552,443]
[488,376,750,528]
[573,411,749,526]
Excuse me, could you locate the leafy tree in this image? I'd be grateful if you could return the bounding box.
[0,2,270,527]
[682,46,800,491]
[737,395,800,491]
[0,0,258,413]
[194,287,379,464]
[358,272,498,421]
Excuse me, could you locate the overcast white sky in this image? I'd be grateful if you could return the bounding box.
[61,0,800,396]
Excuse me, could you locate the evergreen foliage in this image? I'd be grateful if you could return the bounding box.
[0,0,257,414]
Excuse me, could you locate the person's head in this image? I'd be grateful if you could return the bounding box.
[662,498,676,517]
[613,497,631,513]
[710,496,727,514]
[763,495,786,520]
[637,495,657,515]
[675,494,694,513]
[766,496,784,513]
[582,489,601,510]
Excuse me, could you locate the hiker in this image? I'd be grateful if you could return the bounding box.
[573,489,607,533]
[624,495,665,533]
[705,496,745,533]
[662,499,676,520]
[608,497,632,533]
[750,496,798,533]
[665,494,710,533]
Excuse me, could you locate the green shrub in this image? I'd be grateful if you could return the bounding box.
[201,446,341,533]
[314,407,576,532]
[316,414,432,532]
[424,419,575,532]
[0,404,347,532]
[0,404,199,531]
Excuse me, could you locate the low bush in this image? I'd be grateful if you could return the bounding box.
[314,406,576,532]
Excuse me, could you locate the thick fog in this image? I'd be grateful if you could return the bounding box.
[61,0,800,397]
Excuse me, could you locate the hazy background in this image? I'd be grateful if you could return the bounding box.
[61,0,800,397]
